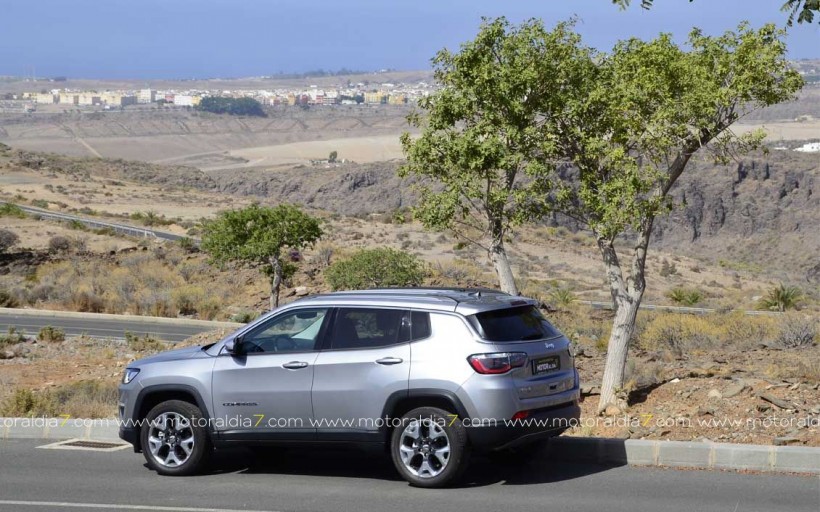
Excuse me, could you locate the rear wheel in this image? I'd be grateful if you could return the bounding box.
[390,407,470,488]
[140,400,211,476]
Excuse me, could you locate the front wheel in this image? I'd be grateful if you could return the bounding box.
[390,407,470,488]
[140,400,211,476]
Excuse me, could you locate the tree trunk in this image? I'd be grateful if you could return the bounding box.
[490,240,518,295]
[597,290,643,413]
[269,256,283,310]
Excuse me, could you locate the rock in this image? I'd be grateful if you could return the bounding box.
[756,404,771,412]
[760,393,797,411]
[788,382,800,391]
[723,380,748,398]
[294,286,309,297]
[773,437,800,446]
[0,350,15,360]
[669,378,681,384]
[810,405,820,415]
[604,405,623,416]
[614,428,631,439]
[697,406,715,417]
[707,389,723,400]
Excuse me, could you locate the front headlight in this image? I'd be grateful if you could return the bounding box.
[122,368,140,384]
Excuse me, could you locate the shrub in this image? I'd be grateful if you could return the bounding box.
[0,203,26,218]
[47,236,72,254]
[775,314,816,349]
[125,332,166,353]
[759,283,802,312]
[666,287,704,306]
[0,288,20,308]
[177,237,197,252]
[659,259,678,277]
[0,327,26,350]
[231,310,259,323]
[30,199,49,209]
[325,248,425,290]
[37,325,65,343]
[550,288,577,308]
[0,381,119,418]
[0,229,19,253]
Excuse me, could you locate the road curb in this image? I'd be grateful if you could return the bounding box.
[544,437,820,474]
[0,307,243,330]
[1,420,817,474]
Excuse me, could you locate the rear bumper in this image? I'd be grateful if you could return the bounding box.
[119,426,141,452]
[466,400,580,451]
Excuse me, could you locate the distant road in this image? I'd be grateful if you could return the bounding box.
[1,202,187,242]
[577,300,784,317]
[0,308,241,343]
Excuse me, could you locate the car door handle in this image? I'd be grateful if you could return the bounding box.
[375,357,403,365]
[282,361,309,370]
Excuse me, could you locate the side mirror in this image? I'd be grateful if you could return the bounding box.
[224,336,245,356]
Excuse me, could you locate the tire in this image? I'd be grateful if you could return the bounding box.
[140,400,211,476]
[390,407,470,488]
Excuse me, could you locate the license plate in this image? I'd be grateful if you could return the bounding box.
[532,356,560,375]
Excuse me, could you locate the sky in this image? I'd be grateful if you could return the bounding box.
[0,0,817,79]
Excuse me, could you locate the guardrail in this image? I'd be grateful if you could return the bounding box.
[577,300,785,317]
[2,201,184,241]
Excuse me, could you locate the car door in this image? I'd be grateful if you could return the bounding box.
[211,307,329,440]
[311,307,412,437]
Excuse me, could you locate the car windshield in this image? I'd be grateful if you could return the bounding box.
[468,305,560,342]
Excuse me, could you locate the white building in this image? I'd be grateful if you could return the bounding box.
[137,89,155,104]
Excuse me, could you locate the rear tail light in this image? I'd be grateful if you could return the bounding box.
[467,352,527,374]
[511,410,530,421]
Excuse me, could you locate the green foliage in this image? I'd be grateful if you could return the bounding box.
[775,314,816,348]
[231,310,260,323]
[666,287,703,306]
[550,288,577,307]
[30,199,49,209]
[325,248,425,290]
[37,325,65,343]
[0,229,20,253]
[399,18,562,292]
[613,0,819,26]
[0,381,119,418]
[201,204,322,307]
[329,150,338,163]
[0,203,26,218]
[177,237,197,252]
[197,96,266,117]
[760,283,803,312]
[0,326,26,349]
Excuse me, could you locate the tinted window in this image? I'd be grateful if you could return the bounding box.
[411,311,431,340]
[241,308,327,354]
[330,308,404,349]
[468,305,560,342]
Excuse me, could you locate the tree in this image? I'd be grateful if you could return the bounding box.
[0,229,19,253]
[613,0,819,25]
[325,248,425,290]
[329,150,338,163]
[201,204,322,309]
[536,22,802,412]
[400,18,563,295]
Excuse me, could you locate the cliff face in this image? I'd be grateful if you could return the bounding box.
[654,151,818,281]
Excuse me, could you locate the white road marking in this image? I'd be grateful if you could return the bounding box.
[0,500,277,512]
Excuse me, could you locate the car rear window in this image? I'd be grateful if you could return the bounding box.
[468,305,560,342]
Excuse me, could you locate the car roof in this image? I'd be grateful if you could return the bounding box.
[290,288,538,315]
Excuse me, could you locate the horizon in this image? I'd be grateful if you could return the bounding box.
[0,0,817,80]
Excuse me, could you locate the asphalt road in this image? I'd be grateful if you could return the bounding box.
[0,310,228,343]
[0,439,816,512]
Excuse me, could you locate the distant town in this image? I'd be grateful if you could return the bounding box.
[0,78,437,113]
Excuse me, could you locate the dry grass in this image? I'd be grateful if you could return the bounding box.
[0,380,118,418]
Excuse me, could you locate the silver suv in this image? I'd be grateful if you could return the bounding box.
[118,288,580,487]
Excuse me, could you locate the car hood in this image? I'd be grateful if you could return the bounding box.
[132,345,205,366]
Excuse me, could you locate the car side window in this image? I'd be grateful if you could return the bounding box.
[241,308,328,354]
[330,308,405,350]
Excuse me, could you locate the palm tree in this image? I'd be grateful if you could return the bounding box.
[760,283,802,312]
